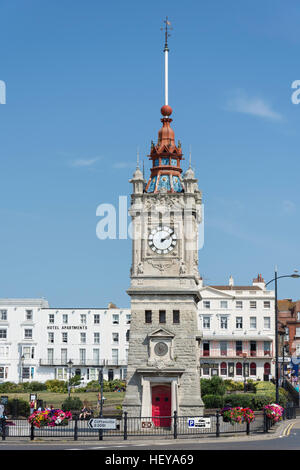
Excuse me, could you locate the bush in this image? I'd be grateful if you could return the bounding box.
[200,377,226,397]
[0,382,21,393]
[19,381,47,392]
[255,382,275,393]
[45,380,68,393]
[6,398,30,417]
[224,393,255,408]
[224,380,244,392]
[103,380,126,392]
[202,394,225,409]
[61,396,83,412]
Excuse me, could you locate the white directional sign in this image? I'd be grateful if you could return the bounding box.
[187,417,211,429]
[88,418,116,430]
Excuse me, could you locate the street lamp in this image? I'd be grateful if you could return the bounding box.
[265,268,300,404]
[242,353,248,392]
[20,354,25,383]
[67,359,73,398]
[98,364,104,418]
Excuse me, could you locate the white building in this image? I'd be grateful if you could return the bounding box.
[198,274,275,382]
[0,274,275,385]
[0,299,130,383]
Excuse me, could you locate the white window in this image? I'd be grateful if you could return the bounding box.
[62,314,68,324]
[80,314,86,324]
[0,310,7,321]
[250,317,257,329]
[93,349,100,365]
[48,314,54,324]
[48,332,54,343]
[22,347,32,359]
[203,316,211,329]
[79,349,86,364]
[0,367,8,380]
[126,314,131,324]
[112,314,119,325]
[203,301,210,309]
[24,329,32,339]
[236,317,243,329]
[297,312,300,321]
[296,328,300,338]
[22,367,30,379]
[250,301,257,309]
[94,314,100,324]
[94,332,100,344]
[61,349,67,363]
[80,332,86,344]
[56,368,67,380]
[220,316,228,329]
[62,332,68,343]
[264,317,271,329]
[47,349,54,363]
[220,301,228,309]
[0,329,7,339]
[26,310,33,320]
[264,301,271,309]
[0,347,8,358]
[87,368,98,381]
[112,333,119,343]
[236,301,243,309]
[112,349,119,365]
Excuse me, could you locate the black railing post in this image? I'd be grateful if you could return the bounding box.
[246,420,250,435]
[30,422,34,441]
[1,417,6,441]
[216,411,220,438]
[263,409,268,433]
[74,415,78,441]
[124,412,128,441]
[173,411,177,439]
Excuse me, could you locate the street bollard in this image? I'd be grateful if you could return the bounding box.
[30,422,34,441]
[74,415,78,441]
[1,417,6,441]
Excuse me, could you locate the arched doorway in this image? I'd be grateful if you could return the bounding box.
[151,385,171,427]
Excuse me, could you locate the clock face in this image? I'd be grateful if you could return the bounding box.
[154,341,168,357]
[148,226,177,254]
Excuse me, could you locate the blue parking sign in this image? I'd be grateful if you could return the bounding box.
[188,419,195,427]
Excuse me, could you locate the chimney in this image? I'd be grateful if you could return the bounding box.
[253,274,265,289]
[229,275,234,286]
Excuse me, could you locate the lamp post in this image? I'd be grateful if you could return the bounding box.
[67,359,73,398]
[265,269,300,404]
[98,364,104,418]
[242,352,248,392]
[20,354,25,383]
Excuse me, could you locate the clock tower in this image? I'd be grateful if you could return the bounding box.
[123,20,204,422]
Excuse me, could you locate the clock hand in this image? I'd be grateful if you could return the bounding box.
[160,231,174,243]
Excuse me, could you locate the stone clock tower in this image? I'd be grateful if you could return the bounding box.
[123,22,204,422]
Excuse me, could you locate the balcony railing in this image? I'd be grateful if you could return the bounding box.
[39,359,127,367]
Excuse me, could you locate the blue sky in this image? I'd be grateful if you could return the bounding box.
[1,0,300,307]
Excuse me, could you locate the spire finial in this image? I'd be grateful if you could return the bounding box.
[160,17,172,107]
[136,147,140,169]
[161,16,172,51]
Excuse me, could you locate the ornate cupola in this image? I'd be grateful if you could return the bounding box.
[145,20,184,194]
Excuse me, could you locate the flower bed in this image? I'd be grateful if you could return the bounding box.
[28,409,72,428]
[263,404,283,423]
[221,406,255,425]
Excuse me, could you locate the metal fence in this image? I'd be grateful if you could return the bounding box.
[0,405,296,441]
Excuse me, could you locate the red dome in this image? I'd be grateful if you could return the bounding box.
[161,105,172,116]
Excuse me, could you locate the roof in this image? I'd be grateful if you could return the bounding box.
[210,285,262,291]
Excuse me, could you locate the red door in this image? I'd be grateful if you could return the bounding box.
[151,385,171,427]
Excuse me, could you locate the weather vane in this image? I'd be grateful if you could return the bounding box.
[161,16,172,51]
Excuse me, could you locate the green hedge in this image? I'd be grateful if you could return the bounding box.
[45,380,68,393]
[201,377,226,396]
[6,398,30,417]
[202,394,225,409]
[61,396,83,412]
